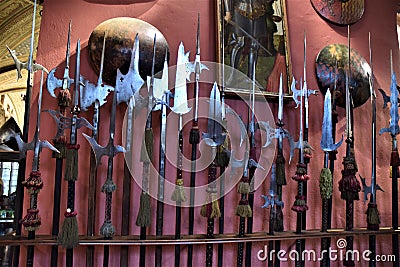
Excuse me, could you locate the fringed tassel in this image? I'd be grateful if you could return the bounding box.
[53,136,68,158]
[64,144,80,182]
[216,145,230,168]
[58,88,72,108]
[22,171,43,194]
[101,179,117,193]
[171,178,187,202]
[366,203,380,230]
[339,156,361,201]
[140,128,154,163]
[135,192,151,227]
[20,209,41,231]
[274,207,284,232]
[237,181,250,194]
[292,163,310,182]
[100,222,115,238]
[275,154,286,186]
[291,195,308,212]
[201,193,221,219]
[235,199,252,218]
[319,168,333,199]
[57,209,79,248]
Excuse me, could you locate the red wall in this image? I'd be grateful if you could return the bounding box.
[21,0,399,266]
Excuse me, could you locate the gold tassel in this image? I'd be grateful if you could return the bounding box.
[237,181,250,194]
[235,200,252,218]
[65,145,79,182]
[201,193,221,218]
[366,203,380,228]
[135,192,151,227]
[171,178,187,202]
[140,128,154,163]
[57,209,79,249]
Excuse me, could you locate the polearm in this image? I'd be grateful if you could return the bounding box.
[319,89,343,267]
[80,33,114,267]
[154,51,170,267]
[136,34,157,267]
[338,26,361,267]
[186,14,208,267]
[56,39,94,267]
[82,62,125,267]
[360,33,383,267]
[379,50,399,267]
[15,69,59,267]
[115,34,144,267]
[7,1,48,265]
[45,21,73,267]
[201,82,225,267]
[170,42,191,267]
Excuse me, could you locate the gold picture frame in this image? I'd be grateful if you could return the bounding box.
[215,0,292,100]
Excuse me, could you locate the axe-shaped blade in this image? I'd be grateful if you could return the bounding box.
[149,53,169,111]
[291,77,318,108]
[321,90,344,151]
[229,150,248,179]
[82,133,126,166]
[359,174,384,203]
[80,78,114,111]
[226,106,246,147]
[256,121,275,148]
[46,68,74,98]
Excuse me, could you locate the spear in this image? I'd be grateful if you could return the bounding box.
[378,50,399,267]
[115,33,145,267]
[170,42,191,267]
[338,26,361,267]
[201,82,225,267]
[135,33,157,267]
[56,39,94,267]
[186,14,209,267]
[319,89,343,267]
[44,21,73,267]
[15,69,59,267]
[82,61,125,267]
[80,33,114,267]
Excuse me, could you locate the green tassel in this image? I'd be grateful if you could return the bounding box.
[101,179,117,193]
[171,179,187,202]
[319,168,333,199]
[235,204,252,218]
[367,203,380,225]
[57,212,79,249]
[275,154,286,186]
[100,222,115,238]
[65,148,78,182]
[237,182,250,194]
[135,192,151,227]
[140,128,154,163]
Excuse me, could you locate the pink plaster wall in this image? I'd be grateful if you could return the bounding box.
[20,0,400,266]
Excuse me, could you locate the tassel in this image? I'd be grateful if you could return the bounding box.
[57,209,79,248]
[201,193,221,218]
[235,199,252,218]
[275,154,286,186]
[339,156,361,201]
[53,136,67,158]
[58,88,72,107]
[366,203,380,230]
[101,179,117,193]
[274,207,284,232]
[171,178,187,202]
[291,195,308,212]
[319,168,333,199]
[135,192,151,227]
[22,171,43,194]
[64,144,80,182]
[100,222,115,238]
[237,181,250,194]
[216,146,230,168]
[20,209,41,231]
[140,128,154,163]
[292,163,310,182]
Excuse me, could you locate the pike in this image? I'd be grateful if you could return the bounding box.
[115,34,145,267]
[378,50,399,267]
[82,43,125,267]
[80,33,114,267]
[44,21,73,267]
[8,1,48,266]
[319,89,343,267]
[200,82,225,267]
[338,26,361,267]
[57,39,94,267]
[186,14,209,267]
[135,34,157,267]
[15,69,59,267]
[170,42,191,267]
[261,164,284,267]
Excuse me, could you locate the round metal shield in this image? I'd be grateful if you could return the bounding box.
[310,0,364,26]
[315,43,371,108]
[88,17,169,86]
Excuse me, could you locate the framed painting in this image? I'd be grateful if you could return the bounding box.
[215,0,292,99]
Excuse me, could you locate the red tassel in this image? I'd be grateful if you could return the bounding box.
[20,209,41,231]
[22,171,43,193]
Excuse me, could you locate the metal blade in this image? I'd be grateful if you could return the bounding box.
[172,42,191,115]
[321,90,344,152]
